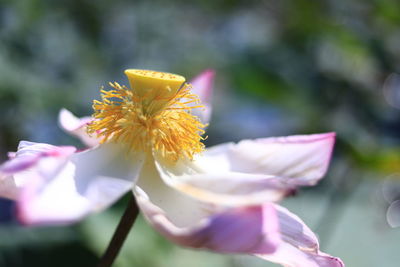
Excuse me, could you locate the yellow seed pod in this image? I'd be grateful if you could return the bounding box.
[125,69,185,97]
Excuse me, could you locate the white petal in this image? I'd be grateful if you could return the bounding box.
[17,144,145,225]
[202,133,336,186]
[150,133,334,206]
[154,155,287,206]
[136,158,209,227]
[58,108,99,147]
[135,159,280,253]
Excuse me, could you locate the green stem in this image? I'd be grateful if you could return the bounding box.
[97,195,139,267]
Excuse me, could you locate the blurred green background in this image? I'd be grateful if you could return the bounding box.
[1,0,400,266]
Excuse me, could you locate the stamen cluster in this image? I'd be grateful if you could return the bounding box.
[87,82,206,162]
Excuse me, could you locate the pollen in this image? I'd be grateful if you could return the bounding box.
[87,69,207,162]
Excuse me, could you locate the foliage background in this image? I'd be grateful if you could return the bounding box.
[1,0,400,266]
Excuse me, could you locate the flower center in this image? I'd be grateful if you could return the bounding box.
[87,69,206,162]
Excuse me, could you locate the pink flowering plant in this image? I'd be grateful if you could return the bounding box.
[0,69,344,267]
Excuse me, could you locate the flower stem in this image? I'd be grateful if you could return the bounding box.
[97,195,139,267]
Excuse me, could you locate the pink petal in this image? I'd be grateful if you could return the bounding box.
[154,155,288,206]
[190,69,215,104]
[0,141,76,175]
[58,108,99,147]
[203,133,336,186]
[189,70,215,125]
[17,144,145,225]
[257,205,344,267]
[135,159,280,253]
[0,141,76,200]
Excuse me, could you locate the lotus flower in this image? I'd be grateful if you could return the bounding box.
[0,69,344,267]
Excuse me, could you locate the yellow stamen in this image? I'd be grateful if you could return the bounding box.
[87,69,206,162]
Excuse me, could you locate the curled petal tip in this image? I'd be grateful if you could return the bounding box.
[258,205,344,267]
[190,69,215,101]
[58,108,91,132]
[58,108,99,147]
[188,69,216,125]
